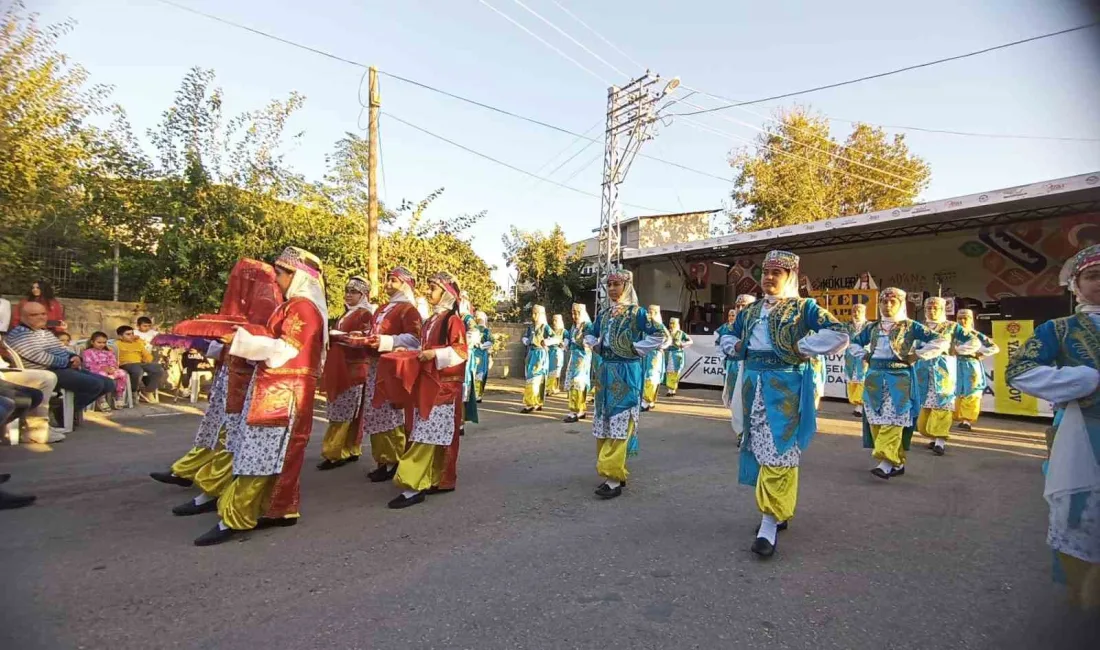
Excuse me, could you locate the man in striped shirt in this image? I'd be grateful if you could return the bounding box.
[5,302,114,413]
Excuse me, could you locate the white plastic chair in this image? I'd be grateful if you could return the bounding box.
[188,369,214,403]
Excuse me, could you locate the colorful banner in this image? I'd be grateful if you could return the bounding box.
[992,320,1039,416]
[808,290,879,321]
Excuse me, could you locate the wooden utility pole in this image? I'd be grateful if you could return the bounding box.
[367,66,381,300]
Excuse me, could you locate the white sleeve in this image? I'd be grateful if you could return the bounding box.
[434,347,465,370]
[480,341,494,350]
[681,336,694,348]
[583,334,599,349]
[377,334,395,352]
[378,333,421,351]
[797,330,848,356]
[633,332,667,357]
[229,327,299,368]
[1009,366,1100,404]
[521,336,531,346]
[719,334,740,358]
[914,337,949,360]
[206,340,225,359]
[848,345,868,358]
[543,336,562,346]
[954,337,982,356]
[978,343,1000,357]
[467,328,482,346]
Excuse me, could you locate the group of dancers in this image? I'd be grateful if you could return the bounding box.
[141,241,1099,610]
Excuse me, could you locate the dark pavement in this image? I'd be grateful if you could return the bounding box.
[1,381,1097,649]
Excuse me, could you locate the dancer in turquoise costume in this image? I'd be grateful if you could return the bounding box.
[458,292,480,431]
[849,288,949,480]
[719,250,849,559]
[1007,244,1100,610]
[952,309,999,431]
[521,305,559,413]
[547,314,567,396]
[719,294,756,443]
[562,303,593,423]
[585,270,669,500]
[914,297,980,456]
[472,311,493,402]
[844,303,870,417]
[641,305,669,411]
[663,318,694,397]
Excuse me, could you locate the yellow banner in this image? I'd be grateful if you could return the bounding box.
[992,320,1038,416]
[809,290,879,321]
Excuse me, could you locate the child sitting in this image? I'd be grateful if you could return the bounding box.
[117,325,165,402]
[55,331,77,354]
[81,331,127,411]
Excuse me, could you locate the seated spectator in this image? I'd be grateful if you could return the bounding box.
[134,316,159,347]
[0,339,63,443]
[81,332,128,411]
[6,302,113,415]
[180,346,214,391]
[116,325,165,402]
[11,280,66,333]
[0,296,10,333]
[56,331,77,354]
[0,380,45,440]
[0,468,36,511]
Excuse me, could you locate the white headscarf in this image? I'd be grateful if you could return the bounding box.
[415,296,431,319]
[344,275,373,313]
[878,288,909,327]
[475,311,489,326]
[855,271,878,290]
[647,305,663,325]
[608,269,638,307]
[459,290,473,316]
[274,247,329,359]
[531,305,548,328]
[386,267,416,305]
[761,250,801,302]
[923,296,947,324]
[851,303,868,328]
[572,303,591,326]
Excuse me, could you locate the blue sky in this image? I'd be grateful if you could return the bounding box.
[31,0,1100,291]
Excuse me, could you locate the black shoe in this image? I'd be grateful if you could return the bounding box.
[959,422,972,432]
[594,483,623,499]
[425,486,455,495]
[347,454,361,463]
[563,414,579,423]
[194,525,238,547]
[0,473,10,484]
[255,517,298,530]
[367,465,397,483]
[927,441,937,450]
[0,489,36,510]
[579,413,587,420]
[521,407,534,414]
[536,406,543,412]
[751,536,776,558]
[870,467,891,480]
[388,492,425,509]
[853,410,862,417]
[459,427,465,437]
[476,398,483,404]
[667,392,676,398]
[150,471,194,487]
[641,405,651,413]
[316,459,347,471]
[932,445,945,456]
[889,466,906,477]
[172,498,219,516]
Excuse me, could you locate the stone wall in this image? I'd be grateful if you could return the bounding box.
[487,322,527,379]
[2,296,184,340]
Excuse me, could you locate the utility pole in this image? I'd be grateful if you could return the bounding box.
[367,66,381,300]
[596,71,678,310]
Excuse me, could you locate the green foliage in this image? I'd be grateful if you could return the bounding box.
[727,107,931,231]
[0,5,499,315]
[501,224,592,322]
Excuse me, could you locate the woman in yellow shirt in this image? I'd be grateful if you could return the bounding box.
[116,325,165,401]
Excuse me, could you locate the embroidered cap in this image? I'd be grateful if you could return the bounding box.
[924,296,946,309]
[345,275,370,295]
[762,250,799,272]
[388,266,417,288]
[880,287,907,302]
[608,269,633,284]
[956,308,974,319]
[1059,244,1100,287]
[274,246,322,279]
[428,271,461,298]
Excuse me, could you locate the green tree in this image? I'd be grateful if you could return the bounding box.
[727,107,931,231]
[502,225,590,320]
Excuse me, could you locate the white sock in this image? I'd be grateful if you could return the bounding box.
[605,479,621,489]
[217,521,228,531]
[387,464,397,471]
[758,514,778,544]
[934,439,946,449]
[876,460,893,473]
[401,489,419,499]
[894,464,905,471]
[193,492,215,506]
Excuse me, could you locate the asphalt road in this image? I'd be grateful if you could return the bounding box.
[1,382,1096,650]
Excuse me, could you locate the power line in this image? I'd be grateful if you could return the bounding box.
[155,0,730,184]
[676,21,1100,116]
[548,0,645,71]
[509,0,628,77]
[477,0,611,85]
[383,111,670,212]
